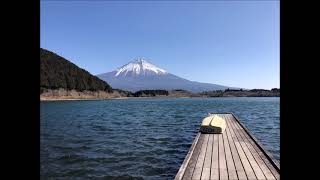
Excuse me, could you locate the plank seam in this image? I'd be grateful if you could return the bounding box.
[225,118,239,180]
[222,133,229,180]
[191,134,207,179]
[182,134,205,180]
[226,114,257,179]
[176,113,279,180]
[218,135,220,180]
[232,119,278,180]
[232,116,276,180]
[210,135,213,180]
[230,113,280,171]
[175,133,200,180]
[225,118,247,180]
[228,114,266,180]
[200,134,210,180]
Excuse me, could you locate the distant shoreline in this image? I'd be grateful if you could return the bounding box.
[40,97,130,101]
[40,96,279,102]
[40,88,279,102]
[40,96,189,101]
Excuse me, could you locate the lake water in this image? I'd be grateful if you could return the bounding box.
[40,97,279,179]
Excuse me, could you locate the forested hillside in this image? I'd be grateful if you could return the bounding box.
[40,48,112,93]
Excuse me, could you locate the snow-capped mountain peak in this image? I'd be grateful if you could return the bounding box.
[115,58,167,76]
[97,58,232,92]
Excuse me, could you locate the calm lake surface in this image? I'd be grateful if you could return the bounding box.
[40,97,279,180]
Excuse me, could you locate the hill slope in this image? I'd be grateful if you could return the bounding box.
[40,48,112,92]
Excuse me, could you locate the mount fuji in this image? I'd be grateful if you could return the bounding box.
[97,58,232,92]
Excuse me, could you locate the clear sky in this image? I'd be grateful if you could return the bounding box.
[41,1,279,89]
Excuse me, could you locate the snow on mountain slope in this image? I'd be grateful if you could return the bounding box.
[115,59,167,76]
[97,58,233,92]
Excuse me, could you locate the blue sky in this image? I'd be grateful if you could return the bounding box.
[41,1,279,89]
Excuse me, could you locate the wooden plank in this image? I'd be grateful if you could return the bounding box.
[231,113,280,170]
[211,134,219,180]
[226,114,257,180]
[176,113,279,180]
[231,113,280,180]
[247,144,280,180]
[201,135,213,180]
[182,134,206,180]
[222,119,239,180]
[225,118,248,180]
[226,114,266,180]
[219,134,229,180]
[192,134,209,179]
[249,147,280,180]
[175,133,201,180]
[230,116,278,180]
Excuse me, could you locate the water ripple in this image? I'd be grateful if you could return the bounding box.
[41,97,279,179]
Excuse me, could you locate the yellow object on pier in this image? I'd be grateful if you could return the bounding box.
[200,114,226,134]
[174,113,280,180]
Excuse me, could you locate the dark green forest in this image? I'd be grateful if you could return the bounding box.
[40,48,112,93]
[133,90,169,97]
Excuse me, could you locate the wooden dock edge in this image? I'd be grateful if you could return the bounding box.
[211,112,280,171]
[174,133,201,180]
[229,112,280,171]
[174,112,280,180]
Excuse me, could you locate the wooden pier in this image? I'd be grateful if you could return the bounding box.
[174,113,280,180]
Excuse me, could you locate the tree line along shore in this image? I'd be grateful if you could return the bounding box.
[40,88,280,101]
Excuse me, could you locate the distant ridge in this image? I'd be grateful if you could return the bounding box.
[40,48,112,92]
[97,58,234,92]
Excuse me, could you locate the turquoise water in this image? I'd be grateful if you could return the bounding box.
[40,97,279,179]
